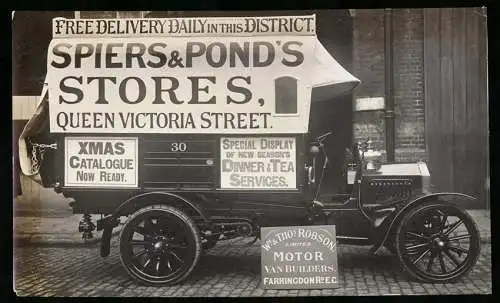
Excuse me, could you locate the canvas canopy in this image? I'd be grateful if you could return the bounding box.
[19,14,359,179]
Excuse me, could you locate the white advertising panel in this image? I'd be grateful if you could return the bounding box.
[64,137,138,187]
[42,15,360,136]
[220,137,296,189]
[47,18,318,134]
[51,16,316,38]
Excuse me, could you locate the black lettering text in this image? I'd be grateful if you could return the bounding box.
[59,76,83,104]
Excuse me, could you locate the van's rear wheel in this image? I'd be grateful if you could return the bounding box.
[119,205,202,286]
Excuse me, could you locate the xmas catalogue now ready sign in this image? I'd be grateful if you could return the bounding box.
[64,137,138,187]
[46,15,318,134]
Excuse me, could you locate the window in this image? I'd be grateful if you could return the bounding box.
[274,76,298,114]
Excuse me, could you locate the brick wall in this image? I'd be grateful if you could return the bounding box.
[353,9,426,163]
[392,9,426,162]
[352,10,386,157]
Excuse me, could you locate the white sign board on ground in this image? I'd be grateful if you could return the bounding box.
[261,225,339,289]
[220,137,296,189]
[64,137,138,187]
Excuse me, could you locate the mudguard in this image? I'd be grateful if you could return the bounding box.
[112,191,209,222]
[98,191,209,258]
[369,192,477,254]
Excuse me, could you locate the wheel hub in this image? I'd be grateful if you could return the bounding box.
[152,236,169,252]
[432,236,447,249]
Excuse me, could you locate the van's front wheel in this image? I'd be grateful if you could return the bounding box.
[119,205,202,286]
[395,202,480,283]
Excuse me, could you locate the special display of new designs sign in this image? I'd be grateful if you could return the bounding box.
[261,225,339,289]
[220,137,296,189]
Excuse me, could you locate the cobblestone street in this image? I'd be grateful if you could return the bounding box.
[14,238,492,297]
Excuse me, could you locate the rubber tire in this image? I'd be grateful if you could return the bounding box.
[395,202,480,283]
[119,205,202,286]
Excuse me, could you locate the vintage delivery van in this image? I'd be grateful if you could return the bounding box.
[19,15,481,286]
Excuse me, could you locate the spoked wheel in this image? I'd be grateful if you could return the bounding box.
[395,202,480,283]
[119,205,202,286]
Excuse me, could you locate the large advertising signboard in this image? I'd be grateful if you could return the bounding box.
[19,14,360,181]
[261,225,339,289]
[220,137,296,189]
[46,16,319,134]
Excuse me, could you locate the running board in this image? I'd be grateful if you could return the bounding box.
[336,235,371,246]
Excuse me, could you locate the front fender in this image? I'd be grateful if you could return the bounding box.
[370,192,476,254]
